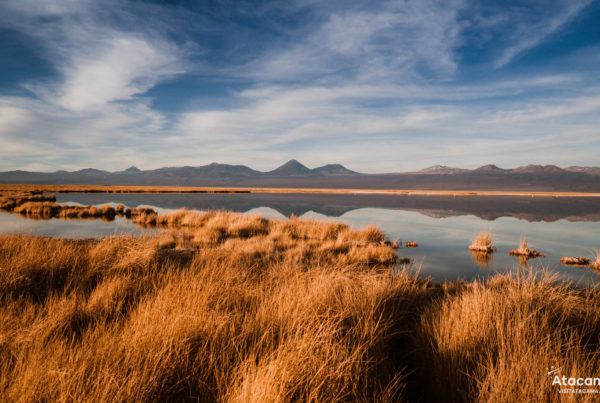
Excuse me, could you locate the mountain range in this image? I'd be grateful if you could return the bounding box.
[1,160,600,191]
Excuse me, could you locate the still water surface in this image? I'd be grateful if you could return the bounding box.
[0,192,598,285]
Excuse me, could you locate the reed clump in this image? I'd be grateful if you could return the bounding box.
[1,190,126,221]
[0,191,56,211]
[509,236,546,258]
[134,210,392,251]
[591,251,600,270]
[469,231,494,253]
[0,190,160,222]
[561,256,590,266]
[416,271,600,402]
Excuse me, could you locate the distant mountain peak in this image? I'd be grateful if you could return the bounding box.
[75,168,109,174]
[313,163,358,176]
[473,164,507,173]
[123,166,141,173]
[269,159,313,176]
[512,164,565,174]
[283,159,303,167]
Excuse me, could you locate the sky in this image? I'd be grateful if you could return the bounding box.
[0,0,599,173]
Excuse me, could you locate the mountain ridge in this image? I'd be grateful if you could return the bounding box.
[1,161,600,191]
[6,161,599,176]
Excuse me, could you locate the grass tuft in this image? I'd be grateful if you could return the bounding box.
[468,231,494,253]
[509,236,546,259]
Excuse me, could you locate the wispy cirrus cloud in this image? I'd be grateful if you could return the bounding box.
[243,0,465,83]
[0,0,189,112]
[55,36,185,112]
[467,0,593,68]
[175,76,600,171]
[0,0,190,169]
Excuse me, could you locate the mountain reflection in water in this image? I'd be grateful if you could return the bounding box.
[0,192,598,285]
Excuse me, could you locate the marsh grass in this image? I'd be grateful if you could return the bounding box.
[590,250,600,270]
[0,190,165,222]
[1,210,600,401]
[509,236,546,259]
[0,191,56,210]
[469,231,494,253]
[416,270,600,402]
[561,256,591,266]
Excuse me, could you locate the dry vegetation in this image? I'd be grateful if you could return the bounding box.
[561,256,591,266]
[468,231,495,253]
[0,190,56,210]
[0,190,157,221]
[509,236,546,259]
[1,210,600,401]
[592,251,600,270]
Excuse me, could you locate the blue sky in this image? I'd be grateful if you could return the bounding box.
[0,0,598,172]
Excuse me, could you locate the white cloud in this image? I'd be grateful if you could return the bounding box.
[175,78,600,172]
[0,104,32,135]
[0,0,190,171]
[491,1,591,68]
[0,0,188,114]
[483,96,600,124]
[57,36,184,112]
[245,0,465,82]
[177,75,588,145]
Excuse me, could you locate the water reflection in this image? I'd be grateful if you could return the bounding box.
[0,212,155,238]
[55,192,600,222]
[470,250,494,268]
[0,192,598,285]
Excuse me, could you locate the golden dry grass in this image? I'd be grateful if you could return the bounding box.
[1,211,600,401]
[0,191,56,210]
[0,213,411,402]
[469,231,495,253]
[0,190,161,222]
[509,236,546,258]
[591,251,600,270]
[416,271,600,402]
[561,256,591,266]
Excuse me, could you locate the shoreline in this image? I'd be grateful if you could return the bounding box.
[2,183,600,197]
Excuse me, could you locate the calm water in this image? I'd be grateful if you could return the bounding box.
[0,212,155,238]
[1,192,599,285]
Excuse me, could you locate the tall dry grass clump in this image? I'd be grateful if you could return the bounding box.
[469,231,494,253]
[509,236,546,259]
[416,271,600,402]
[590,250,600,270]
